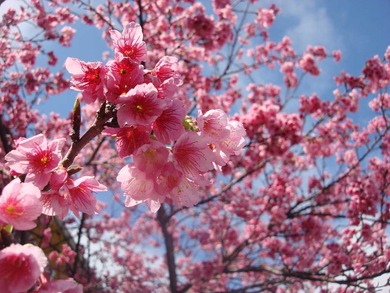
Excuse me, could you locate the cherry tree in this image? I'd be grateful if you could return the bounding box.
[0,0,389,292]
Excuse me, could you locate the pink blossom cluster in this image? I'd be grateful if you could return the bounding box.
[65,22,246,212]
[3,134,107,224]
[0,243,81,293]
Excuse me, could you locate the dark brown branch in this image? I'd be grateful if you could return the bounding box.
[61,101,115,169]
[157,205,178,293]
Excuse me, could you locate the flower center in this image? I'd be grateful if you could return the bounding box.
[136,105,143,111]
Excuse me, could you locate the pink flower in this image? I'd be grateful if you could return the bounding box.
[117,83,165,127]
[154,162,183,196]
[117,165,155,204]
[66,176,107,218]
[145,56,183,99]
[110,22,147,62]
[133,141,169,178]
[5,134,65,189]
[298,54,320,76]
[172,132,214,181]
[0,179,42,230]
[168,177,203,207]
[152,99,185,144]
[103,58,144,102]
[64,57,104,103]
[197,109,230,142]
[0,244,47,293]
[35,278,83,293]
[104,126,150,158]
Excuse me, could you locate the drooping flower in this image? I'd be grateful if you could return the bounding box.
[152,99,185,144]
[64,57,104,103]
[66,176,107,218]
[133,141,169,178]
[117,165,155,204]
[197,109,230,142]
[117,83,165,127]
[5,134,65,189]
[172,132,214,181]
[0,244,47,293]
[110,22,147,62]
[0,179,42,230]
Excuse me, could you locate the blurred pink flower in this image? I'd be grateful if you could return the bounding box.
[0,244,47,293]
[0,178,42,230]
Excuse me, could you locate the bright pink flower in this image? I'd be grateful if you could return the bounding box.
[110,22,147,62]
[197,109,230,142]
[36,278,83,293]
[117,83,165,127]
[0,244,47,293]
[64,57,104,103]
[172,132,214,181]
[152,99,185,144]
[298,54,320,76]
[103,58,144,102]
[5,134,65,189]
[104,126,150,158]
[66,176,107,218]
[0,179,42,230]
[133,141,169,178]
[117,165,155,204]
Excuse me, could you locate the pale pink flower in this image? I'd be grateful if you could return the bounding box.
[0,244,47,293]
[104,126,150,158]
[103,57,144,102]
[168,177,203,207]
[64,57,104,103]
[133,141,169,178]
[0,179,42,230]
[197,109,230,142]
[172,132,214,181]
[117,165,155,204]
[36,278,83,293]
[152,99,185,144]
[110,22,147,62]
[5,134,65,189]
[66,176,107,218]
[220,120,246,156]
[117,83,165,127]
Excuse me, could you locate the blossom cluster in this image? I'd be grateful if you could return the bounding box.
[65,22,246,212]
[2,134,107,228]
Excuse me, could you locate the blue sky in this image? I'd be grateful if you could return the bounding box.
[1,0,387,118]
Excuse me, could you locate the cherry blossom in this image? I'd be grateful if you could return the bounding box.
[0,244,47,293]
[0,179,42,230]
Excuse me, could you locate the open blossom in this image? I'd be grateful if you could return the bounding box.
[152,99,186,144]
[133,141,169,178]
[110,22,147,62]
[197,109,230,142]
[0,244,47,293]
[5,134,66,189]
[66,176,107,218]
[172,132,214,181]
[0,179,42,230]
[104,126,150,158]
[117,165,156,204]
[117,83,165,127]
[64,57,104,103]
[103,57,144,102]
